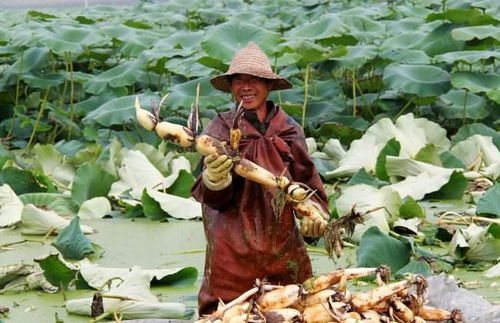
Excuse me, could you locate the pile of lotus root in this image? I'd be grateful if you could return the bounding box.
[196,266,462,323]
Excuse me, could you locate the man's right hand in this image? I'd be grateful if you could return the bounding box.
[202,154,233,191]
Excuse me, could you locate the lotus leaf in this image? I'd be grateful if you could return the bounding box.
[201,21,281,62]
[52,216,94,260]
[21,204,94,236]
[0,184,23,227]
[335,184,400,242]
[71,163,116,206]
[357,226,412,273]
[77,197,112,219]
[451,71,500,94]
[19,192,78,217]
[66,267,193,319]
[451,25,500,41]
[383,63,451,97]
[476,184,500,217]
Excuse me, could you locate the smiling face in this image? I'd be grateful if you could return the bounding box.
[229,74,272,116]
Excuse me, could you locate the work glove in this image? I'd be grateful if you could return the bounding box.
[202,154,233,191]
[296,201,329,238]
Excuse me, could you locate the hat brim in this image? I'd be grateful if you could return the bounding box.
[210,72,293,93]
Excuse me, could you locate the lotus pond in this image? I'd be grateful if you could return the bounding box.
[0,0,499,321]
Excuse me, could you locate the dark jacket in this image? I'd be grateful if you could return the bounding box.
[191,102,329,315]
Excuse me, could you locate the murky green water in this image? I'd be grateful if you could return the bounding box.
[0,217,498,322]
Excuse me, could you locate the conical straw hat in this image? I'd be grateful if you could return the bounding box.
[210,42,292,92]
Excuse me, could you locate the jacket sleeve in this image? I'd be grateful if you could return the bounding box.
[191,158,235,210]
[288,129,330,215]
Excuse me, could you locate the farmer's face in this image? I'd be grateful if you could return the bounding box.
[230,74,272,112]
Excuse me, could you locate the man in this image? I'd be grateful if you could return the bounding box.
[191,42,330,315]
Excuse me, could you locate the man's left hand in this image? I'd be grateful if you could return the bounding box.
[296,201,329,238]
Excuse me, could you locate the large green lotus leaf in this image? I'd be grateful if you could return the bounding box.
[451,25,500,41]
[83,92,158,127]
[338,14,385,43]
[434,50,500,65]
[426,8,497,26]
[71,163,116,206]
[108,149,165,199]
[395,259,433,278]
[476,184,500,217]
[435,89,488,120]
[380,32,426,50]
[19,193,78,217]
[285,13,348,40]
[0,167,46,195]
[415,23,464,56]
[201,21,281,62]
[385,17,426,35]
[146,188,201,220]
[279,40,340,65]
[21,204,94,235]
[450,135,500,170]
[166,170,195,198]
[141,189,167,220]
[166,77,228,110]
[451,72,500,93]
[120,42,148,58]
[357,226,412,273]
[0,184,23,227]
[35,253,90,290]
[0,47,49,90]
[78,263,197,289]
[197,55,229,72]
[166,55,213,78]
[84,59,146,95]
[40,32,83,55]
[33,144,75,189]
[77,197,111,219]
[452,123,500,149]
[316,116,369,146]
[336,184,400,242]
[488,88,500,104]
[380,49,431,64]
[66,267,193,319]
[162,30,204,50]
[22,73,66,90]
[329,45,377,69]
[383,64,451,97]
[52,216,94,260]
[38,24,104,55]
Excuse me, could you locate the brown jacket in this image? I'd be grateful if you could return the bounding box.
[192,103,329,315]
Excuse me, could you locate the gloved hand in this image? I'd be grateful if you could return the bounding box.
[295,201,329,238]
[202,153,233,191]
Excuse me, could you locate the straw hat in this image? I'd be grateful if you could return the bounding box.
[210,42,292,92]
